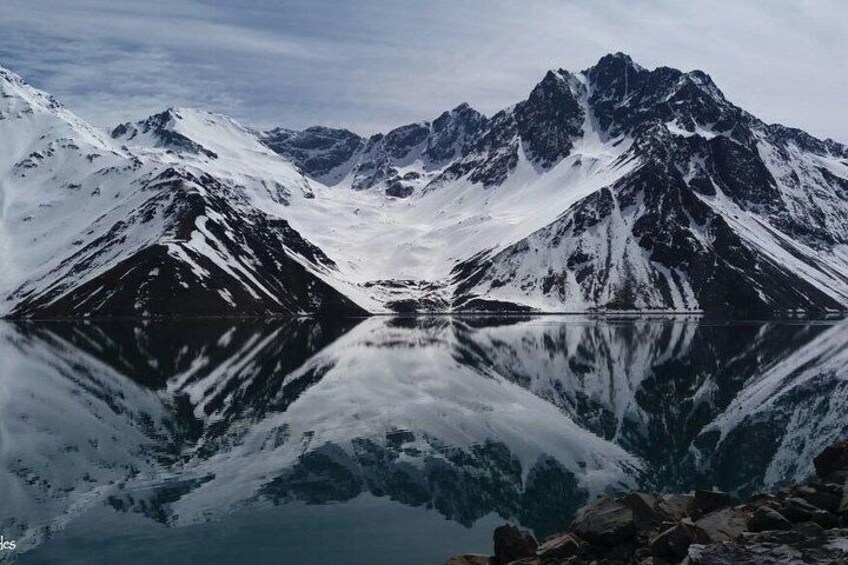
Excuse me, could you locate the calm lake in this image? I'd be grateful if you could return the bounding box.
[1,316,847,564]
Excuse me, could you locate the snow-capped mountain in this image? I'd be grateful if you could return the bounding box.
[2,53,848,318]
[0,69,363,317]
[449,55,848,315]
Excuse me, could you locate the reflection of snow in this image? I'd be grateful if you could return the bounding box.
[2,317,848,554]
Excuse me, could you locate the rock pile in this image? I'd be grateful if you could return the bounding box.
[447,439,848,564]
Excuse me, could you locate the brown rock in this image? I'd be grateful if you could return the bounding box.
[621,493,672,534]
[535,532,585,559]
[492,524,537,565]
[657,493,695,521]
[814,440,848,481]
[571,496,637,546]
[796,484,841,513]
[694,507,748,542]
[748,506,793,532]
[650,521,710,561]
[445,555,491,565]
[693,490,735,517]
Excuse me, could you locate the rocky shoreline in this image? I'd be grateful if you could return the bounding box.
[448,440,848,564]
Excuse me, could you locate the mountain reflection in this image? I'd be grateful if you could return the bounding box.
[1,316,847,554]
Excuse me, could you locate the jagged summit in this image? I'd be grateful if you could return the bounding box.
[260,99,488,192]
[583,51,644,77]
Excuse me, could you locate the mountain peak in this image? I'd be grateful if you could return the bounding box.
[0,64,25,86]
[589,52,643,73]
[0,64,64,114]
[436,102,484,124]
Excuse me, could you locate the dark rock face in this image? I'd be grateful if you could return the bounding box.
[385,179,415,198]
[448,438,848,565]
[261,103,488,193]
[433,70,584,189]
[425,102,489,163]
[259,126,365,181]
[513,70,584,168]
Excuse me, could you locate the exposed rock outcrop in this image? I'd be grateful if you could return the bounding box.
[448,439,848,564]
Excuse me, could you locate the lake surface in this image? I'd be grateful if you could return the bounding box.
[1,316,847,564]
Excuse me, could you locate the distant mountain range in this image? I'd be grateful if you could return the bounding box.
[2,53,848,318]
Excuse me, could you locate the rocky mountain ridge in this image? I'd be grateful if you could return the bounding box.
[2,54,848,317]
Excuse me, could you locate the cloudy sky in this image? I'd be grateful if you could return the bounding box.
[1,0,845,140]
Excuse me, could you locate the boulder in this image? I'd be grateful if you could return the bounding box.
[748,506,793,532]
[445,555,491,565]
[795,484,842,513]
[492,524,537,565]
[535,532,585,560]
[657,493,695,520]
[571,496,636,546]
[621,493,671,533]
[649,520,710,561]
[693,490,735,517]
[694,507,748,542]
[780,496,833,524]
[745,492,779,510]
[814,440,848,482]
